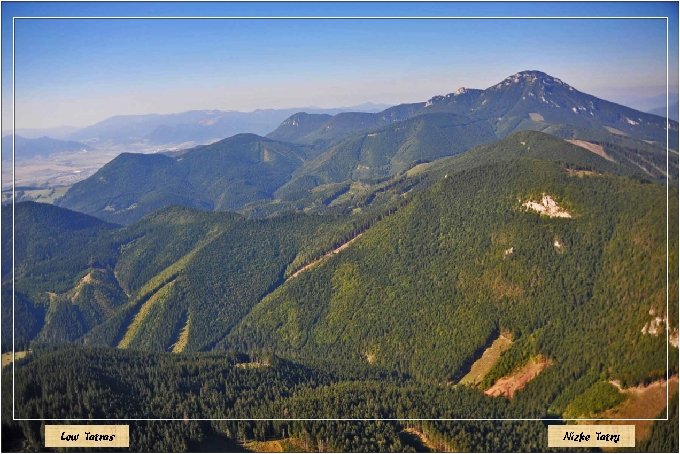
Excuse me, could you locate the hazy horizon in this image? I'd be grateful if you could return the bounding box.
[2,2,679,130]
[2,86,678,136]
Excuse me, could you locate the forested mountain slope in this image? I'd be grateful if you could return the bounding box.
[231,131,677,391]
[2,128,677,451]
[275,112,499,198]
[2,199,377,353]
[56,134,316,224]
[268,71,676,202]
[54,71,677,226]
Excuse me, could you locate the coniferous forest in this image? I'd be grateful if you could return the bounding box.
[2,66,679,452]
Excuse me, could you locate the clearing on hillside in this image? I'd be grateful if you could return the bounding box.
[1,350,30,368]
[118,279,177,349]
[484,355,551,398]
[522,194,572,218]
[405,161,435,177]
[587,375,678,441]
[604,126,628,136]
[460,334,513,386]
[243,438,307,452]
[566,139,615,162]
[290,233,364,279]
[170,313,191,353]
[400,427,454,452]
[565,169,600,178]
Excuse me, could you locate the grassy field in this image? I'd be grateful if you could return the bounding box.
[3,186,70,204]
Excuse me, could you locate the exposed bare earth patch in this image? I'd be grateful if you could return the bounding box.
[671,328,679,348]
[529,112,545,122]
[402,427,453,452]
[460,334,513,386]
[566,169,600,178]
[235,360,270,369]
[522,194,572,218]
[243,438,307,452]
[553,238,564,252]
[1,350,30,368]
[71,269,102,302]
[290,234,364,279]
[641,315,667,336]
[592,376,678,441]
[485,355,551,398]
[170,314,191,353]
[604,126,628,136]
[566,139,615,162]
[641,309,677,347]
[118,279,177,349]
[363,350,377,364]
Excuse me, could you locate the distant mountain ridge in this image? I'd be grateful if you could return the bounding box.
[271,70,676,197]
[1,135,90,161]
[648,101,680,121]
[56,70,678,224]
[66,104,390,148]
[270,70,677,147]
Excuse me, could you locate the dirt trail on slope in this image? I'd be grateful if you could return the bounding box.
[290,233,364,279]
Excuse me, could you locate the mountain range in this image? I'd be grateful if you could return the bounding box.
[648,101,680,121]
[1,135,90,161]
[6,104,389,155]
[2,70,678,452]
[56,70,678,224]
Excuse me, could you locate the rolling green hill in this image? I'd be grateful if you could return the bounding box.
[3,199,375,354]
[1,202,123,350]
[56,134,315,224]
[276,113,499,198]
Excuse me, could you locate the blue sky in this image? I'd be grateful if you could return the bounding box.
[2,2,678,129]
